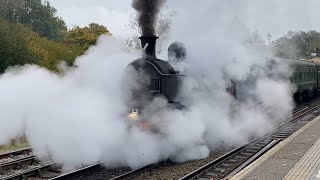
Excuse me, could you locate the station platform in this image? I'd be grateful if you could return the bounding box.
[231,116,320,180]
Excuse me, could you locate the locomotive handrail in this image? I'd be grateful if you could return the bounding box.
[146,61,186,76]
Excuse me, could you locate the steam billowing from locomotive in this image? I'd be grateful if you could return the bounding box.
[132,0,167,35]
[0,0,297,172]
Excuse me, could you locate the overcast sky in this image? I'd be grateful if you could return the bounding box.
[47,0,320,40]
[46,0,133,37]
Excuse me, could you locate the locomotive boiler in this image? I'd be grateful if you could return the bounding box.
[125,35,185,129]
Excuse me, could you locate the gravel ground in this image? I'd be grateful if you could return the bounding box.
[1,164,42,178]
[0,149,15,155]
[0,148,28,156]
[0,152,33,164]
[132,151,227,180]
[27,170,61,180]
[60,166,132,180]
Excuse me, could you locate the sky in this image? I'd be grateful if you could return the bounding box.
[46,0,320,40]
[46,0,133,37]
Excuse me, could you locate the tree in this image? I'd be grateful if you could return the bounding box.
[29,34,82,71]
[0,18,81,73]
[244,30,268,53]
[65,23,111,52]
[126,11,175,52]
[272,31,320,59]
[0,18,37,72]
[0,0,67,41]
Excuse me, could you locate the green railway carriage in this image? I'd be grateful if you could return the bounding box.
[316,63,320,91]
[276,58,318,101]
[228,58,320,103]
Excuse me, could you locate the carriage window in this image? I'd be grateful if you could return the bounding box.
[298,69,301,81]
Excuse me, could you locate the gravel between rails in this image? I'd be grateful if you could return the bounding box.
[0,150,16,155]
[54,166,132,180]
[0,153,33,164]
[132,151,226,180]
[1,164,43,179]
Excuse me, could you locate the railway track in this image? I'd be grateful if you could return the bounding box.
[0,148,32,164]
[178,102,320,180]
[292,104,309,114]
[0,148,62,179]
[110,163,163,180]
[1,155,36,172]
[1,162,58,180]
[0,101,317,180]
[49,163,153,180]
[106,101,320,180]
[0,150,130,180]
[47,163,132,180]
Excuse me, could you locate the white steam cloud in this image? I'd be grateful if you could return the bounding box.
[0,0,298,171]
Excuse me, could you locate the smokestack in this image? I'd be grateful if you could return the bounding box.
[140,35,158,58]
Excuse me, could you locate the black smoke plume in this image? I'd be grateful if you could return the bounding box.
[132,0,167,36]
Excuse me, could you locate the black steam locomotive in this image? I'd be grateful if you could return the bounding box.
[125,35,185,130]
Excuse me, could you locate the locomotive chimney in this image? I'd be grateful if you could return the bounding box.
[139,35,158,59]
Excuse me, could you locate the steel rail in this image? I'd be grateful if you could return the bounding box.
[2,163,54,180]
[110,164,158,180]
[0,155,36,172]
[179,145,248,180]
[49,163,101,180]
[222,139,280,180]
[0,148,32,161]
[179,103,320,180]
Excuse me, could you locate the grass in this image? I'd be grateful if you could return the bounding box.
[0,137,30,152]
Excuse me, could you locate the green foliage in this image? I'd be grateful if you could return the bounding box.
[0,18,37,72]
[29,34,82,71]
[272,31,320,59]
[0,2,112,73]
[0,18,82,73]
[0,0,67,41]
[65,23,111,52]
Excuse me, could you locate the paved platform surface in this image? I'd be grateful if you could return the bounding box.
[231,116,320,180]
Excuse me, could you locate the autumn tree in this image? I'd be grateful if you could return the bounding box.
[0,0,67,41]
[0,18,81,73]
[65,23,111,52]
[29,35,82,71]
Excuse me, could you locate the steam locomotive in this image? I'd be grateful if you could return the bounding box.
[124,35,185,130]
[124,34,320,131]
